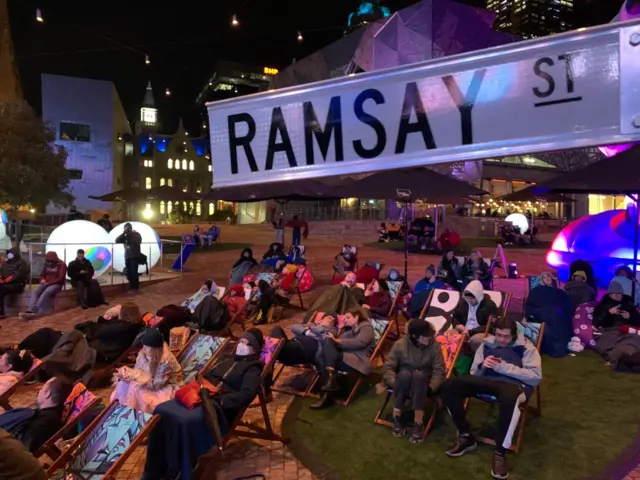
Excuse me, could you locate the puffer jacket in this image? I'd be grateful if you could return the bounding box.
[0,248,29,285]
[382,335,446,392]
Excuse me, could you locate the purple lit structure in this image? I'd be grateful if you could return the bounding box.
[547,201,639,286]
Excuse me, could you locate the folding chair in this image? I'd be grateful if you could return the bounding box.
[419,288,461,333]
[177,334,229,384]
[35,382,103,461]
[46,401,159,479]
[522,274,558,314]
[0,356,44,410]
[270,267,308,322]
[307,317,395,406]
[463,317,545,453]
[332,245,359,282]
[483,289,511,320]
[373,330,466,440]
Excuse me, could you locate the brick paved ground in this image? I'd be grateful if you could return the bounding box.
[4,224,630,480]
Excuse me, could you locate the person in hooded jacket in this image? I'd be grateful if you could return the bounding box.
[452,280,498,351]
[230,248,257,286]
[563,270,597,309]
[23,252,66,318]
[382,319,446,444]
[593,279,640,329]
[142,329,265,480]
[0,248,29,319]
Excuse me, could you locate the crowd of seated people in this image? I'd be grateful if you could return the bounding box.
[461,251,491,290]
[193,224,220,247]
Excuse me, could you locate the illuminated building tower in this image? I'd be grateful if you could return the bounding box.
[486,0,574,39]
[345,0,392,34]
[137,81,158,133]
[0,0,22,100]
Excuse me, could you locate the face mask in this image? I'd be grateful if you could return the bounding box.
[7,253,14,260]
[236,343,251,357]
[390,273,398,280]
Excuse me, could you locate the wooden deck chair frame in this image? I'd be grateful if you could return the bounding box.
[0,359,45,410]
[270,275,306,323]
[46,400,159,480]
[373,331,467,440]
[306,318,396,407]
[463,317,545,453]
[35,389,104,461]
[384,280,403,338]
[485,290,511,321]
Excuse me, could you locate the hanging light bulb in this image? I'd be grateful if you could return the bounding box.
[145,54,150,65]
[297,31,303,41]
[202,123,207,129]
[165,88,171,96]
[36,8,43,22]
[231,14,239,26]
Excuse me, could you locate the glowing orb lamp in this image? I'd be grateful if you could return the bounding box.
[108,222,161,274]
[45,220,113,277]
[505,213,529,234]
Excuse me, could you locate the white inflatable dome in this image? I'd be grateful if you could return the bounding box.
[109,222,161,274]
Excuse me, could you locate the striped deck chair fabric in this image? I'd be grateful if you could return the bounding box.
[180,336,226,384]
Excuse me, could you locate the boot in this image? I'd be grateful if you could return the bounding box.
[309,392,333,410]
[321,371,340,392]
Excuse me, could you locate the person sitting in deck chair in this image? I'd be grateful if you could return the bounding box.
[441,316,542,480]
[452,280,498,352]
[334,245,357,276]
[362,279,392,319]
[111,328,183,414]
[143,329,264,480]
[382,319,445,444]
[385,268,410,297]
[0,377,72,453]
[461,251,490,290]
[222,284,248,325]
[0,350,34,395]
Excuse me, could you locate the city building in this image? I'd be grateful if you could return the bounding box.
[41,74,131,221]
[486,0,574,38]
[0,0,21,101]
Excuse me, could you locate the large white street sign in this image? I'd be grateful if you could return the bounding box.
[207,20,640,188]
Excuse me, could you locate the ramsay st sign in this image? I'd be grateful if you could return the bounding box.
[207,20,640,188]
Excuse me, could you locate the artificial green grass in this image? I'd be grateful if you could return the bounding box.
[283,351,640,480]
[159,237,251,255]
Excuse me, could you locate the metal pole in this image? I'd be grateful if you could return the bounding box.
[148,244,152,280]
[404,201,409,280]
[110,243,114,285]
[633,195,639,301]
[180,243,184,276]
[160,241,164,269]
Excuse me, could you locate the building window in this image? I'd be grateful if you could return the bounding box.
[167,201,173,214]
[145,177,152,189]
[167,178,173,187]
[182,201,187,211]
[175,160,180,170]
[196,182,202,193]
[196,201,201,216]
[182,182,187,192]
[209,202,214,216]
[189,160,194,171]
[168,159,174,169]
[67,169,83,179]
[189,202,194,213]
[160,178,165,186]
[160,201,165,214]
[208,164,212,172]
[182,159,187,170]
[143,159,153,167]
[59,122,91,142]
[125,142,134,156]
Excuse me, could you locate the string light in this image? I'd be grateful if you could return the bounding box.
[231,14,239,26]
[145,54,150,65]
[165,87,171,96]
[36,8,43,22]
[297,31,303,41]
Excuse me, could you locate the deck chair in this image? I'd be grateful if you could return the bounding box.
[374,330,466,439]
[483,289,511,320]
[270,266,308,322]
[522,274,558,313]
[385,280,404,336]
[177,334,229,384]
[419,288,461,333]
[464,317,545,453]
[307,317,395,406]
[46,401,159,479]
[332,245,358,282]
[35,382,103,460]
[0,355,44,410]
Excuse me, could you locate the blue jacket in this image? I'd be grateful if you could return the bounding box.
[414,278,444,295]
[471,335,542,398]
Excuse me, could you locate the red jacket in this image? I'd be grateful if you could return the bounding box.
[40,252,67,286]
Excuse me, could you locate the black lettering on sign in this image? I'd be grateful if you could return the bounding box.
[265,107,297,171]
[533,54,582,108]
[304,96,344,165]
[395,81,436,154]
[443,69,486,145]
[228,113,258,174]
[353,89,387,159]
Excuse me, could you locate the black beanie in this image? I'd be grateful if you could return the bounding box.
[408,319,435,341]
[141,328,164,349]
[204,280,213,291]
[243,328,264,354]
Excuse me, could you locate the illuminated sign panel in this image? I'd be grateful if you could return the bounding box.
[263,67,279,76]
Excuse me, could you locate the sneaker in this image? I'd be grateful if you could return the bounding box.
[445,434,478,457]
[409,422,425,444]
[491,452,509,479]
[392,416,405,438]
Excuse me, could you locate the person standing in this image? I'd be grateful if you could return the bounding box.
[285,215,308,247]
[97,213,113,233]
[67,249,94,309]
[0,248,29,319]
[116,223,142,292]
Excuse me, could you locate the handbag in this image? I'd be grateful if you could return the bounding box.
[176,377,218,409]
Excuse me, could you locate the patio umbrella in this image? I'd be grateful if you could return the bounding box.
[89,188,150,203]
[202,179,342,202]
[498,187,575,203]
[334,168,487,279]
[146,185,199,202]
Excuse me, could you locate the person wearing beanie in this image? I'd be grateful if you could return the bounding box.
[593,279,640,329]
[110,328,183,414]
[382,319,445,444]
[143,329,264,480]
[563,269,597,309]
[363,279,393,318]
[414,264,445,295]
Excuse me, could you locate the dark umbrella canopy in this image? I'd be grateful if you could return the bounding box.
[499,186,575,203]
[202,179,342,202]
[90,186,198,203]
[89,188,149,202]
[146,185,199,202]
[336,168,487,201]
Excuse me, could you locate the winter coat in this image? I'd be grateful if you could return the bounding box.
[471,334,543,398]
[564,280,597,309]
[363,291,392,317]
[0,429,47,480]
[40,252,66,286]
[0,405,64,453]
[75,318,143,364]
[18,328,62,359]
[128,344,183,390]
[192,295,230,332]
[451,281,498,333]
[232,248,257,269]
[67,258,94,283]
[438,257,461,288]
[414,277,445,295]
[462,259,489,282]
[336,320,375,375]
[115,230,142,259]
[0,248,29,285]
[525,285,574,357]
[42,329,97,385]
[302,284,362,323]
[382,336,446,392]
[593,294,640,329]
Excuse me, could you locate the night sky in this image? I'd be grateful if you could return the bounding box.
[9,0,619,136]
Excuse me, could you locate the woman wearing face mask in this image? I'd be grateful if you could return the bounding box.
[142,329,264,480]
[363,280,392,318]
[310,307,375,409]
[386,268,410,297]
[382,319,446,444]
[111,328,183,414]
[438,250,461,290]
